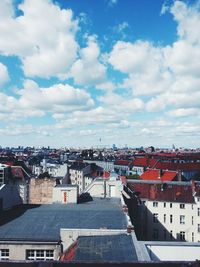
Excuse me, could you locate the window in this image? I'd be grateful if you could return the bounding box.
[164,214,166,223]
[180,204,185,209]
[153,213,158,223]
[163,202,166,208]
[192,232,194,242]
[0,169,4,185]
[170,231,173,240]
[0,249,9,260]
[179,231,185,241]
[180,215,185,224]
[198,224,200,233]
[153,229,159,240]
[170,203,172,208]
[198,208,200,217]
[170,214,173,223]
[153,202,158,207]
[26,250,54,261]
[192,216,194,225]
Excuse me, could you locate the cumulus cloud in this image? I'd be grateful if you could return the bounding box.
[0,0,78,78]
[98,92,144,112]
[17,80,94,112]
[0,63,9,87]
[70,36,106,86]
[108,0,200,120]
[0,80,94,121]
[109,41,172,96]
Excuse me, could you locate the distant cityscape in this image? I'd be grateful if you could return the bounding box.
[0,144,200,264]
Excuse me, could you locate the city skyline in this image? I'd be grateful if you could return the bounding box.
[0,0,200,148]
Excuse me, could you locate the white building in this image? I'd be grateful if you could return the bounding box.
[69,162,103,193]
[0,164,9,186]
[127,180,200,242]
[32,160,68,178]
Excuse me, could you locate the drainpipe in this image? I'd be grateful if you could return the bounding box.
[104,179,106,198]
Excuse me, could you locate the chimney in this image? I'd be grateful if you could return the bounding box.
[178,171,182,182]
[158,169,163,179]
[104,179,106,198]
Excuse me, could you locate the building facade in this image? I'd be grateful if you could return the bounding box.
[127,180,200,242]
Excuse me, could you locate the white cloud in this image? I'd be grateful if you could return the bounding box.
[17,80,94,112]
[96,81,116,91]
[0,80,94,121]
[55,106,126,130]
[70,36,106,86]
[113,22,129,39]
[0,63,9,87]
[170,0,200,44]
[98,92,144,112]
[109,40,172,96]
[108,0,118,7]
[167,108,200,117]
[160,1,169,15]
[108,0,200,121]
[0,0,78,78]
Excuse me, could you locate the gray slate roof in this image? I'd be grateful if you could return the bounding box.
[74,234,138,262]
[0,198,127,242]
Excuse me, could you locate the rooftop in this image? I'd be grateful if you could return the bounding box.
[140,170,178,182]
[62,234,138,262]
[0,198,127,242]
[127,181,194,203]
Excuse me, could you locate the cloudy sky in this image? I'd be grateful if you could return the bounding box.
[0,0,200,149]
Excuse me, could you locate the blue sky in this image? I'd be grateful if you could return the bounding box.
[0,0,200,149]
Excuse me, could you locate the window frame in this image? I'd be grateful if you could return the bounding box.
[180,215,185,224]
[180,203,185,209]
[0,249,9,260]
[26,250,54,261]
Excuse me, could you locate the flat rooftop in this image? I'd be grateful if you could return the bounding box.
[0,198,127,242]
[71,234,138,262]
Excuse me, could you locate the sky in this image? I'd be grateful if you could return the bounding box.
[0,0,200,149]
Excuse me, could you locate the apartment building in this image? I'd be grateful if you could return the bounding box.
[114,160,133,175]
[127,180,200,242]
[0,164,10,186]
[0,164,29,210]
[69,162,103,193]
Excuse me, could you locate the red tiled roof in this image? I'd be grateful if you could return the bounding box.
[128,181,194,203]
[114,160,132,166]
[140,169,177,181]
[133,156,200,171]
[133,157,147,166]
[162,171,177,181]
